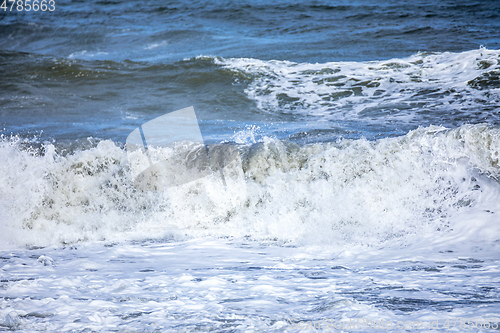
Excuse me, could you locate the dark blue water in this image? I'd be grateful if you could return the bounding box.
[1,0,500,143]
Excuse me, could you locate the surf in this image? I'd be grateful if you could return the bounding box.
[1,123,499,251]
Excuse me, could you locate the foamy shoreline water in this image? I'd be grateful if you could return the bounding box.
[1,237,499,331]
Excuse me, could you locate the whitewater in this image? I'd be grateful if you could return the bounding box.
[1,120,500,331]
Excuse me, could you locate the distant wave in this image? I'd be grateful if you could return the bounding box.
[2,49,499,141]
[213,48,500,126]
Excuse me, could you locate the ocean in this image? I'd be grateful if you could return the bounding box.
[1,0,500,331]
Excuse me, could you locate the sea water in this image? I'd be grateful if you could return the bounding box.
[1,0,500,331]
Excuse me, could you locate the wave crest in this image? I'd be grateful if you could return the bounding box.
[0,124,499,249]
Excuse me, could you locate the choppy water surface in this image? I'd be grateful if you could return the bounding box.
[1,0,500,331]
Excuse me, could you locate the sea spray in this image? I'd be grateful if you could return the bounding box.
[1,124,499,250]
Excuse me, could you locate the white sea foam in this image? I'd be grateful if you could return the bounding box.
[214,48,500,125]
[0,124,499,252]
[0,237,498,331]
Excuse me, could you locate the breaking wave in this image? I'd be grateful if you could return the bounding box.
[1,124,499,250]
